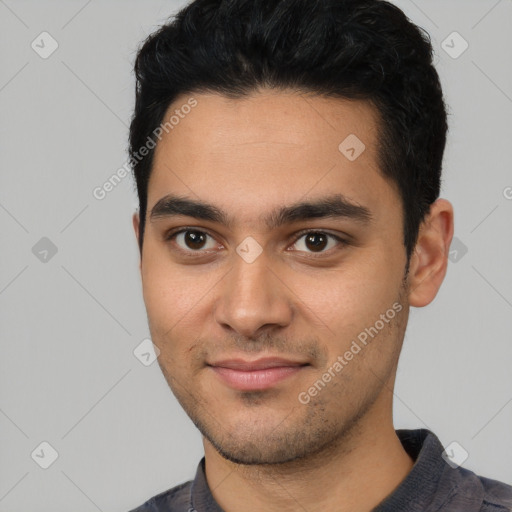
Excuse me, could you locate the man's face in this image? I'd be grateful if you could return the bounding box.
[135,90,411,464]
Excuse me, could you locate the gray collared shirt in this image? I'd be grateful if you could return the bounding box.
[129,428,512,511]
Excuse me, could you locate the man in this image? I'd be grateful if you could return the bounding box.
[128,0,512,511]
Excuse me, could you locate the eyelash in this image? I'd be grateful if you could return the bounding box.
[164,227,348,258]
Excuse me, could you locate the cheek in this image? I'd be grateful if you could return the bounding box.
[142,273,209,375]
[290,255,404,346]
[140,247,215,341]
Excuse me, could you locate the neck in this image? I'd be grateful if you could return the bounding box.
[203,399,415,512]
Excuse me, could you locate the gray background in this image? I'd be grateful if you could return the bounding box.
[0,0,511,510]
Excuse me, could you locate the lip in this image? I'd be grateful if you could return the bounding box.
[208,357,308,391]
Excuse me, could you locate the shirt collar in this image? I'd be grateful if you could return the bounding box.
[189,428,445,512]
[373,428,446,511]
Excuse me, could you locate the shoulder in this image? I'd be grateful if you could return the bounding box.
[444,466,512,511]
[395,429,512,512]
[128,479,193,512]
[478,474,512,511]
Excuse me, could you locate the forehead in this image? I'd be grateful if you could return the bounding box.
[147,90,397,228]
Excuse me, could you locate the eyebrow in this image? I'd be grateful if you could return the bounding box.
[149,193,372,229]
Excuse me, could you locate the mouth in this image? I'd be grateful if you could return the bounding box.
[207,357,309,391]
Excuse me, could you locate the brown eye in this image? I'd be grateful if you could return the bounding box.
[183,230,207,250]
[291,231,345,254]
[304,233,328,252]
[168,229,218,252]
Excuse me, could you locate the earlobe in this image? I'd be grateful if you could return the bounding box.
[408,199,454,307]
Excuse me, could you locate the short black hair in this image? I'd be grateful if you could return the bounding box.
[129,0,448,262]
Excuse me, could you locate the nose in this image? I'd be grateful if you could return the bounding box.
[213,248,293,339]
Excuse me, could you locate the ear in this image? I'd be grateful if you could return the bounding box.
[132,211,142,270]
[407,198,454,307]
